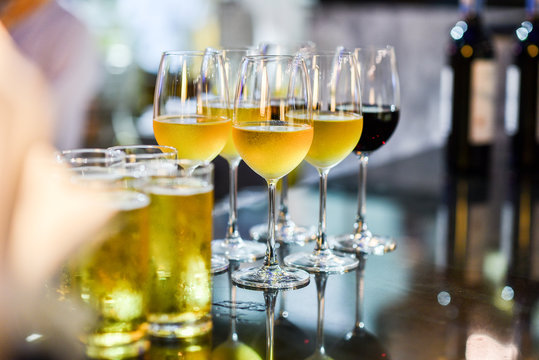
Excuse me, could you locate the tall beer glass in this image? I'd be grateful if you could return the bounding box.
[145,163,214,339]
[58,148,151,359]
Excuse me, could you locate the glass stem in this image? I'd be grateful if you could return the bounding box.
[277,175,291,226]
[355,153,370,235]
[315,169,330,252]
[355,252,368,331]
[264,290,278,360]
[277,244,289,317]
[314,273,329,356]
[265,180,278,267]
[228,261,240,341]
[225,159,241,243]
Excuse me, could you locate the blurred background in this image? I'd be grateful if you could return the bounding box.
[5,0,528,196]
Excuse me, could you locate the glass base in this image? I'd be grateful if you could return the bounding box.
[284,249,358,274]
[249,222,316,245]
[212,239,266,262]
[331,233,396,256]
[231,264,310,290]
[211,254,229,275]
[148,314,212,339]
[305,351,335,360]
[85,334,148,359]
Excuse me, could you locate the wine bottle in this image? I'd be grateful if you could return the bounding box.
[441,0,496,175]
[505,0,539,172]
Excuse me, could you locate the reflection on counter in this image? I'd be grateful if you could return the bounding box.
[501,172,539,360]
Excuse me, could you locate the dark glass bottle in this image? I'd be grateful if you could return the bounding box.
[505,0,539,172]
[443,0,496,175]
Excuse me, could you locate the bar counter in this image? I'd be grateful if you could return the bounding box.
[202,148,538,360]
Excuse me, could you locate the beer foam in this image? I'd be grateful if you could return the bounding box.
[146,183,213,196]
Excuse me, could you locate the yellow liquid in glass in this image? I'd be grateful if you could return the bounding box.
[200,105,240,162]
[146,180,213,338]
[71,191,150,350]
[232,122,313,180]
[153,115,231,163]
[303,111,363,169]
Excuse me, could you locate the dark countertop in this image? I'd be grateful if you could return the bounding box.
[203,148,539,360]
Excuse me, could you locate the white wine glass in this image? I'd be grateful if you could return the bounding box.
[210,48,267,263]
[153,50,230,171]
[231,54,313,290]
[333,45,400,255]
[249,41,317,245]
[285,49,362,273]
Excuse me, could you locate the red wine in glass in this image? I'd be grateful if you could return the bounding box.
[354,105,399,154]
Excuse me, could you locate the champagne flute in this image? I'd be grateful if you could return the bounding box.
[285,49,361,273]
[333,46,400,255]
[231,54,313,290]
[249,42,317,245]
[210,48,267,262]
[153,50,231,273]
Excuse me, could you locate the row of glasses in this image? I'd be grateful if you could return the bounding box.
[149,45,399,359]
[53,44,399,359]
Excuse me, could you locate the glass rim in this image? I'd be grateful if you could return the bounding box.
[242,54,299,61]
[108,144,177,153]
[161,50,208,57]
[149,160,214,177]
[108,145,178,161]
[353,45,396,53]
[208,46,259,53]
[153,114,229,122]
[57,147,125,159]
[307,49,354,57]
[56,148,126,167]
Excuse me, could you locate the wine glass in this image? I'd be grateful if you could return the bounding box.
[210,48,267,262]
[230,54,312,290]
[153,50,230,171]
[249,42,317,245]
[153,50,231,273]
[284,49,361,273]
[332,46,400,255]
